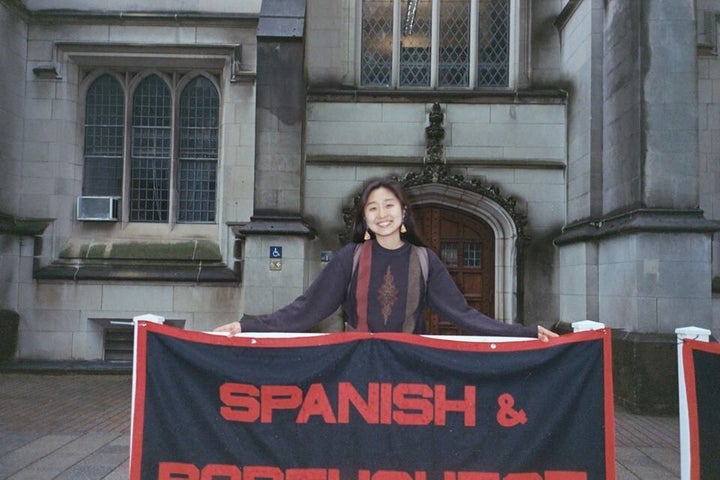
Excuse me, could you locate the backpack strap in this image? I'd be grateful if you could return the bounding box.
[348,243,363,299]
[354,241,373,331]
[352,243,363,276]
[414,245,429,288]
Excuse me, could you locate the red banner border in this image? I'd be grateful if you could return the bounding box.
[682,339,720,480]
[129,323,616,479]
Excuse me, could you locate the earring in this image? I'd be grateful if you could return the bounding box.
[364,230,371,241]
[400,224,407,234]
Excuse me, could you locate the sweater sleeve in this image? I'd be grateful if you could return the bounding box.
[424,250,537,338]
[240,243,356,332]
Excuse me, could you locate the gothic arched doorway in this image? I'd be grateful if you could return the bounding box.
[415,206,495,335]
[403,178,523,326]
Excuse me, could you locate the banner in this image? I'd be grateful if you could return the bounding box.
[130,323,615,480]
[682,339,720,479]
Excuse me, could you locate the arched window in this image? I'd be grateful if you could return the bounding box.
[82,74,124,196]
[82,72,220,224]
[360,0,510,88]
[130,74,172,222]
[178,76,219,223]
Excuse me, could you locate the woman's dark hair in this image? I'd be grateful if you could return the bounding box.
[351,177,427,247]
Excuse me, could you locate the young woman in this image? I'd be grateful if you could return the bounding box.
[216,178,557,341]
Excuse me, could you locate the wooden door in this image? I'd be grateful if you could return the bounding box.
[414,206,495,335]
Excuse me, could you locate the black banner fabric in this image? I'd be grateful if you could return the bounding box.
[683,339,720,480]
[130,323,615,480]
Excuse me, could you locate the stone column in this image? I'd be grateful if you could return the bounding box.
[598,0,717,332]
[237,0,316,315]
[556,0,719,413]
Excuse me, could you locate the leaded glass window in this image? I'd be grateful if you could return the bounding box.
[178,76,219,223]
[362,0,394,86]
[130,75,171,222]
[400,0,432,87]
[477,0,509,86]
[359,0,510,89]
[439,0,471,87]
[83,74,124,196]
[83,71,220,225]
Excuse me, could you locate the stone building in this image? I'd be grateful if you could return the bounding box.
[1,0,718,411]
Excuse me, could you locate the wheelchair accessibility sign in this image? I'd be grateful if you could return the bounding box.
[269,246,282,271]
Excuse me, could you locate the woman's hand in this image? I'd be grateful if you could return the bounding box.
[214,321,242,336]
[537,325,559,342]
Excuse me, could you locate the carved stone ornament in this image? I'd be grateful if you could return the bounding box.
[424,102,445,164]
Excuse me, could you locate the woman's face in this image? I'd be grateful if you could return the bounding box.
[364,186,405,245]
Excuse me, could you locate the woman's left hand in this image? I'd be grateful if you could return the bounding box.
[537,325,559,342]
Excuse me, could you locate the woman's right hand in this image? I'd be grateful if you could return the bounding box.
[537,325,559,342]
[214,321,242,336]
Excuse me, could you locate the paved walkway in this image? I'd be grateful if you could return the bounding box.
[0,372,680,479]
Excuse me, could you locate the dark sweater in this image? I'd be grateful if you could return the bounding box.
[241,241,537,338]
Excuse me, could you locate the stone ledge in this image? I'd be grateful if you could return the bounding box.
[58,239,223,262]
[38,238,239,282]
[0,211,52,236]
[0,360,131,375]
[554,208,720,246]
[307,87,568,104]
[35,263,239,282]
[234,215,316,238]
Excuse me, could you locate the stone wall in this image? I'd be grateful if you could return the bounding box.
[5,2,259,360]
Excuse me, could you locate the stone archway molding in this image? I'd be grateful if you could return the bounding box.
[397,163,529,244]
[397,163,527,324]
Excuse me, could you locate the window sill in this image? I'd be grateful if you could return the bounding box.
[35,263,239,283]
[36,239,240,282]
[306,86,567,104]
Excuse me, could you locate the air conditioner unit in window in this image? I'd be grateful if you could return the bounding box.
[76,196,120,221]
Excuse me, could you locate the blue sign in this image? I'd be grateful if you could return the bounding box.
[269,246,282,258]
